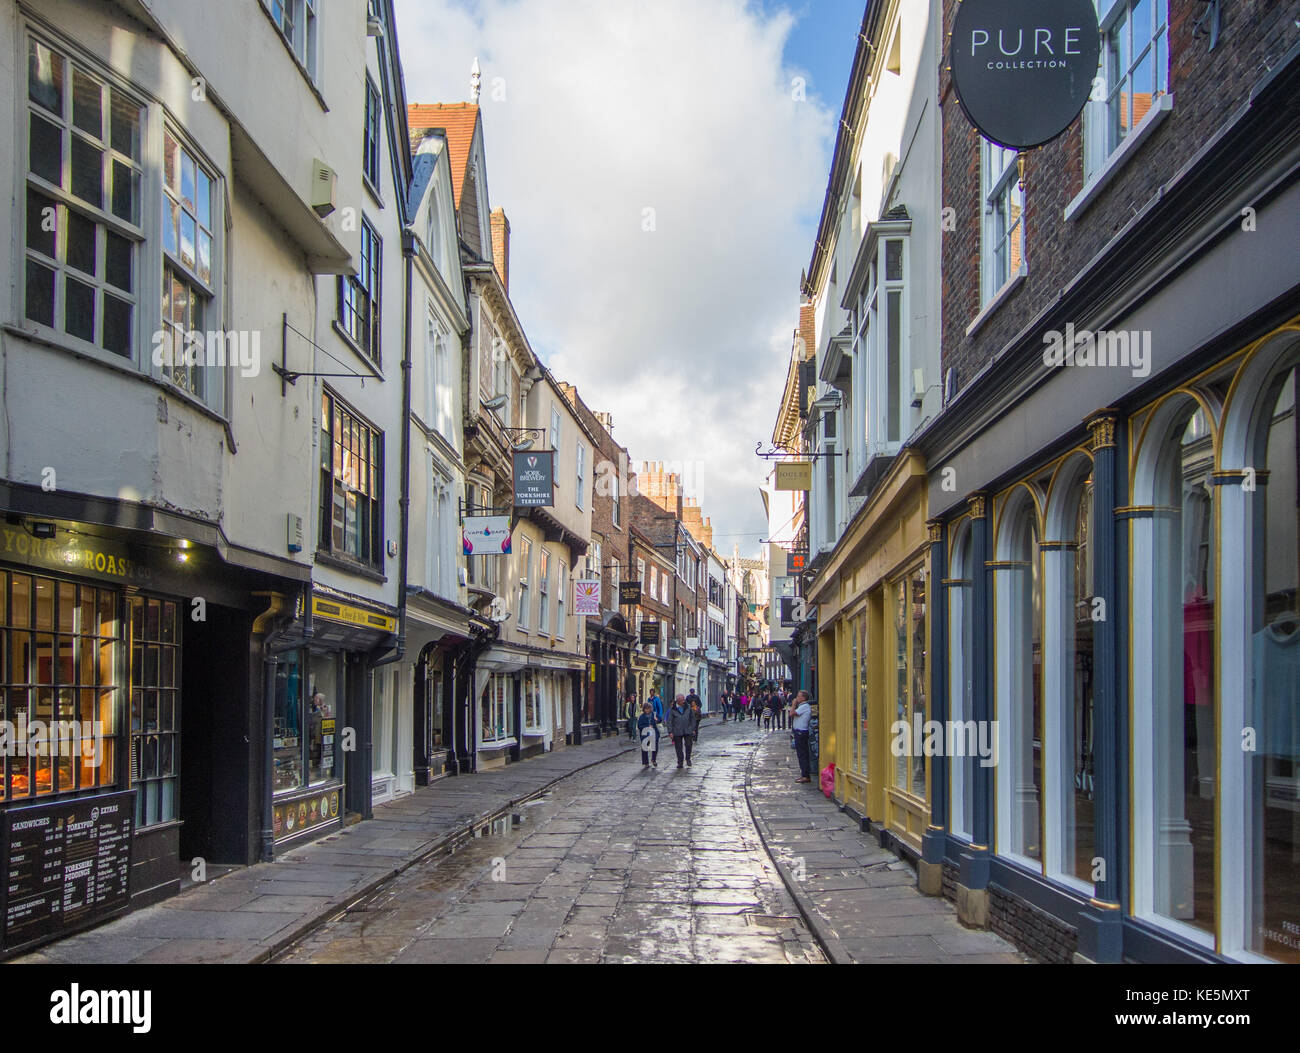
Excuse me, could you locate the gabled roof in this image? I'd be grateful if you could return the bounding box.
[407,103,479,207]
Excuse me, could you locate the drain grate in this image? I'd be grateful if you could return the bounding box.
[744,913,801,928]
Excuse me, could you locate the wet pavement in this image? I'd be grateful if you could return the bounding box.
[745,729,1028,964]
[276,720,827,964]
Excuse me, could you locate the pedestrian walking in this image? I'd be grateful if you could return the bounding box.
[636,701,660,769]
[667,695,694,768]
[719,689,731,722]
[689,697,703,746]
[791,691,813,782]
[775,687,788,730]
[626,694,638,739]
[649,690,664,723]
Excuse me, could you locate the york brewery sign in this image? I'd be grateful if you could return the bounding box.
[950,0,1101,149]
[512,451,554,508]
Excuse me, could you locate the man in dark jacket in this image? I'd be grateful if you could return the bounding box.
[667,695,694,769]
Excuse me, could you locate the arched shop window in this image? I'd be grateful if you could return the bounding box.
[995,490,1042,863]
[1131,397,1216,942]
[1218,340,1300,963]
[948,520,976,841]
[1043,458,1095,888]
[1246,366,1298,961]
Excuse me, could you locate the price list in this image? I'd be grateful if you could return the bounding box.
[0,791,135,953]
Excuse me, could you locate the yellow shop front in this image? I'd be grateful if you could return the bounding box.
[807,451,932,856]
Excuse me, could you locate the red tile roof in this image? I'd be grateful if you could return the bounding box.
[407,103,479,207]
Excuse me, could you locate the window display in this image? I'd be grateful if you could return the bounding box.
[308,652,337,785]
[273,653,303,793]
[999,502,1042,862]
[0,572,119,803]
[480,673,512,744]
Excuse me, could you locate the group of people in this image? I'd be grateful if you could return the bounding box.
[718,685,790,731]
[623,684,815,785]
[725,685,816,784]
[628,689,703,771]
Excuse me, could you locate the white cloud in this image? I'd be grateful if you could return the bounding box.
[394,0,833,554]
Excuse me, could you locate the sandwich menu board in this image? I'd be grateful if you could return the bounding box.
[1,790,135,953]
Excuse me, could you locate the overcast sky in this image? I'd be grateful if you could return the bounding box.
[393,0,855,558]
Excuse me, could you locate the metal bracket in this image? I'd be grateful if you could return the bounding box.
[1192,0,1222,50]
[458,497,512,523]
[754,441,841,460]
[276,313,370,396]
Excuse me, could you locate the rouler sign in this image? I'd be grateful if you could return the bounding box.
[950,0,1101,150]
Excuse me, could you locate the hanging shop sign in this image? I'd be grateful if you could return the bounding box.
[619,581,642,606]
[640,620,661,645]
[462,516,512,556]
[774,461,813,491]
[949,0,1101,149]
[574,579,601,616]
[0,790,135,953]
[513,451,555,508]
[786,550,808,575]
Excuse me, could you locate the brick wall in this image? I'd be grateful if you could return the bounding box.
[939,0,1299,394]
[989,883,1079,964]
[941,859,958,903]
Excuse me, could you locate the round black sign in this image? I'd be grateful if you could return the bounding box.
[950,0,1101,150]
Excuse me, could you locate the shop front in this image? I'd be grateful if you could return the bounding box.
[402,590,472,789]
[584,612,632,735]
[0,514,300,957]
[264,591,398,851]
[807,451,931,859]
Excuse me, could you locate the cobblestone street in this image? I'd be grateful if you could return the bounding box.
[276,721,826,964]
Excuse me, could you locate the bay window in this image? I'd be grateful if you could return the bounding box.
[24,35,143,362]
[160,130,219,406]
[22,30,234,415]
[846,223,910,476]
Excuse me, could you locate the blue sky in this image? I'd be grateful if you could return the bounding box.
[763,0,864,113]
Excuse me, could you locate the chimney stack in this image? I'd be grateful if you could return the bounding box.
[490,208,510,292]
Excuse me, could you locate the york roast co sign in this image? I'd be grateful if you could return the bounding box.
[512,450,554,508]
[950,0,1101,150]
